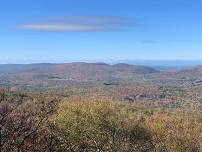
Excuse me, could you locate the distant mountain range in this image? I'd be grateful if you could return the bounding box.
[119,60,202,69]
[1,62,202,92]
[1,62,202,78]
[0,63,158,81]
[2,60,202,68]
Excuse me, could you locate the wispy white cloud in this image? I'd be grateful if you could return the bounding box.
[19,24,104,32]
[141,40,158,44]
[17,16,133,32]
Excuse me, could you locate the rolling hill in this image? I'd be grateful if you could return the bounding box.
[0,63,158,81]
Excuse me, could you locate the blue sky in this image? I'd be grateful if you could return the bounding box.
[0,0,202,63]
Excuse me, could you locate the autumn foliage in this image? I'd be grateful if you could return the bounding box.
[0,91,201,152]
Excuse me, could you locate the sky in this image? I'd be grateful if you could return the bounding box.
[0,0,202,63]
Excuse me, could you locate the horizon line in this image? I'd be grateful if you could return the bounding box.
[1,59,202,67]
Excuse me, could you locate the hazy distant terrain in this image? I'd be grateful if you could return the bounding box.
[0,62,202,111]
[0,62,158,87]
[1,62,202,87]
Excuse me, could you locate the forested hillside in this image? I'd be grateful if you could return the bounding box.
[0,90,201,152]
